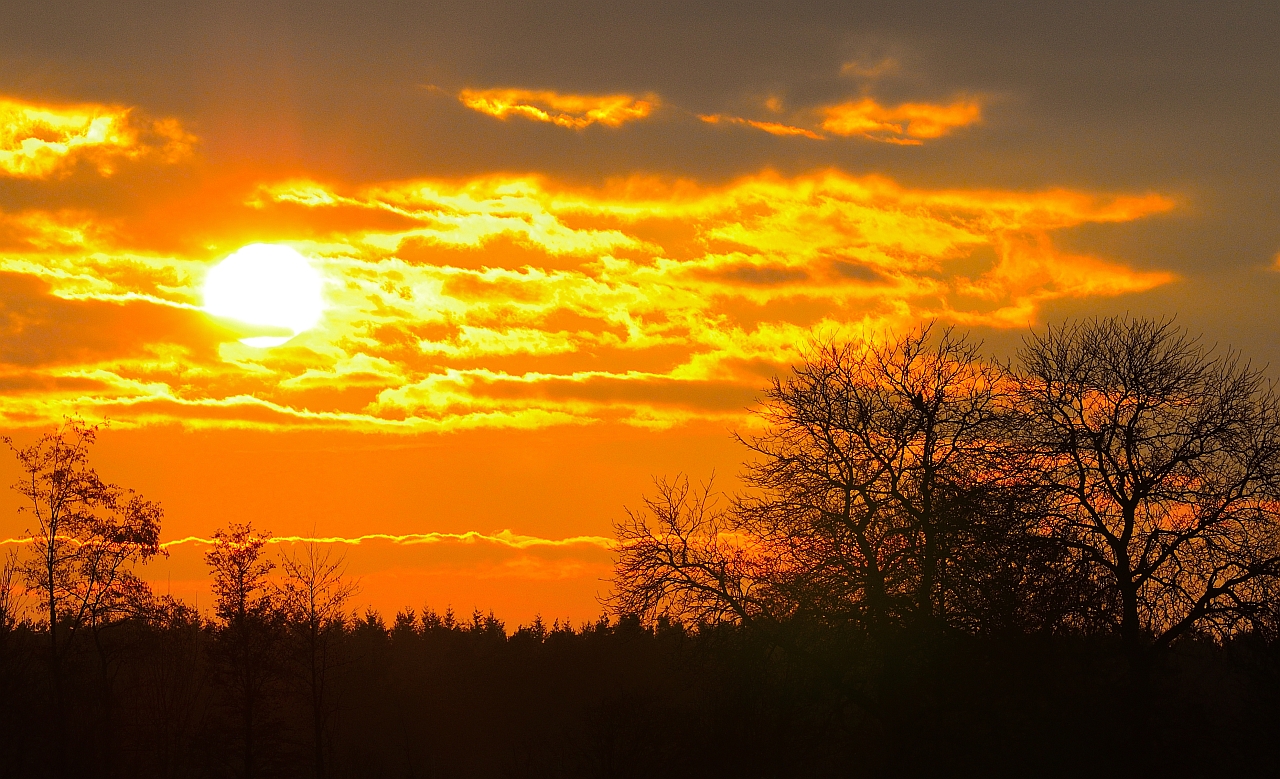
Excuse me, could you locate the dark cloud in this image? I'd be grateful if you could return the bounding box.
[830,260,883,283]
[700,264,809,286]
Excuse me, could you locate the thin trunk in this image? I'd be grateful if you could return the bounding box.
[917,432,937,622]
[311,621,325,779]
[48,548,67,779]
[1120,579,1144,675]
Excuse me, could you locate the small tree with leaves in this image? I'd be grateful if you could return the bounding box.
[206,522,279,779]
[5,418,163,777]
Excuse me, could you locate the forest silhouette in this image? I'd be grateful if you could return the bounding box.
[3,317,1280,777]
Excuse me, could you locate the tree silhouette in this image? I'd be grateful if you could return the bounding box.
[0,550,26,779]
[0,550,18,639]
[1014,317,1280,669]
[734,325,1012,629]
[4,418,163,778]
[2,322,1280,776]
[612,326,1019,633]
[610,474,771,625]
[206,522,279,779]
[276,542,358,779]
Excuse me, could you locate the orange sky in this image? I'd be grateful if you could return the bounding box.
[2,1,1277,624]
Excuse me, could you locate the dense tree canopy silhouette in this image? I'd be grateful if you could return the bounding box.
[612,318,1280,656]
[613,326,1042,633]
[610,474,765,625]
[733,325,1015,629]
[616,328,997,628]
[1014,317,1280,664]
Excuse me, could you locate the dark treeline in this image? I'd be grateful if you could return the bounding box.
[4,316,1280,777]
[5,600,1280,778]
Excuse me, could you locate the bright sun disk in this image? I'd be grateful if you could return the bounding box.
[203,244,325,347]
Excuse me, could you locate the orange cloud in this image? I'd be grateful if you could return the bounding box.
[698,114,824,140]
[820,96,982,143]
[697,95,979,145]
[458,88,657,129]
[0,96,195,178]
[0,167,1175,433]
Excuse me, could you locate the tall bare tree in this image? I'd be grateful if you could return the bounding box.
[4,418,163,777]
[611,326,1019,631]
[1014,317,1280,667]
[733,325,1011,628]
[276,542,357,779]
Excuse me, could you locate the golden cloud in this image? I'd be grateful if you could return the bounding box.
[0,96,195,178]
[458,88,658,129]
[698,114,824,140]
[0,168,1175,432]
[696,95,980,145]
[820,97,982,143]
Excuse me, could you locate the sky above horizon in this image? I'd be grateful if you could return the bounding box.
[1,1,1278,624]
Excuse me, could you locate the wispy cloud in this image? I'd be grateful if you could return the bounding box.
[155,530,613,550]
[819,97,982,144]
[696,94,981,145]
[698,114,824,140]
[458,88,658,129]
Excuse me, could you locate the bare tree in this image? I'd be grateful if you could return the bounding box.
[610,475,774,626]
[1015,317,1280,667]
[0,550,19,638]
[733,325,1011,628]
[276,542,358,779]
[611,326,1021,632]
[4,418,163,777]
[206,522,278,779]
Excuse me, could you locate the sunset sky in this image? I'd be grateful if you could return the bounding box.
[1,1,1277,624]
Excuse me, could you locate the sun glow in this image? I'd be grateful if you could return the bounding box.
[8,170,1176,431]
[203,244,325,347]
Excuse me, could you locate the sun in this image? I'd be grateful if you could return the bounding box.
[203,244,325,347]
